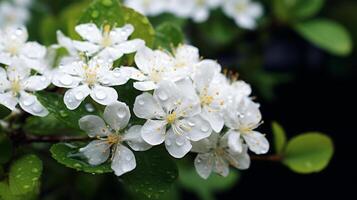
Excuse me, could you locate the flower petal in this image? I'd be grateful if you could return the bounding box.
[182,115,212,142]
[141,119,167,145]
[154,80,181,112]
[227,145,251,170]
[79,140,111,165]
[194,153,214,179]
[98,67,130,86]
[134,46,154,74]
[20,42,46,59]
[24,75,50,91]
[52,72,81,88]
[73,41,100,55]
[111,145,136,176]
[193,60,219,91]
[110,24,134,43]
[90,85,118,106]
[242,131,269,154]
[79,115,109,137]
[124,125,152,151]
[115,39,145,54]
[19,92,48,117]
[103,101,130,131]
[201,108,224,133]
[226,130,243,153]
[64,85,90,110]
[0,92,18,110]
[213,155,229,177]
[75,23,102,43]
[165,128,192,158]
[133,92,165,119]
[133,81,157,91]
[191,132,219,153]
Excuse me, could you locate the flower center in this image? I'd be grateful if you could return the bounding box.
[239,126,252,134]
[84,65,98,86]
[235,2,247,12]
[5,44,20,56]
[166,112,177,124]
[200,95,214,106]
[107,134,121,145]
[150,69,162,83]
[10,78,22,96]
[101,24,112,47]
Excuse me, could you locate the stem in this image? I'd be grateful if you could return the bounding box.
[12,133,91,145]
[251,154,283,162]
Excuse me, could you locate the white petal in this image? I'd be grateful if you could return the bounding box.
[0,92,18,110]
[24,75,50,91]
[134,46,154,74]
[20,42,46,59]
[191,132,219,153]
[98,67,130,86]
[182,115,212,142]
[165,128,192,158]
[153,80,181,112]
[242,131,269,154]
[73,41,100,55]
[133,92,165,119]
[0,53,12,65]
[103,101,130,131]
[19,92,48,117]
[56,31,77,55]
[79,115,109,137]
[52,72,81,88]
[226,130,243,153]
[90,85,118,106]
[213,155,229,177]
[227,146,251,170]
[247,2,263,18]
[126,67,146,81]
[7,61,30,80]
[141,119,167,145]
[201,108,224,132]
[0,68,10,92]
[79,140,111,165]
[194,153,214,179]
[111,145,136,176]
[133,81,157,91]
[64,85,90,110]
[75,23,102,43]
[194,60,219,91]
[124,125,152,151]
[110,24,134,43]
[96,47,124,61]
[115,39,145,54]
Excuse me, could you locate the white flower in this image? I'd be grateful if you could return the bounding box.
[52,57,132,110]
[224,95,269,154]
[0,60,49,116]
[129,46,183,91]
[124,0,168,16]
[71,23,145,61]
[191,132,250,179]
[79,101,151,176]
[133,79,212,158]
[172,44,201,77]
[0,2,29,27]
[222,0,263,29]
[193,60,228,132]
[0,26,47,72]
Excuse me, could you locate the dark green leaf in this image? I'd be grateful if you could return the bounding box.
[273,0,325,22]
[154,22,184,51]
[294,19,353,56]
[0,181,23,200]
[36,91,98,130]
[0,105,11,119]
[122,147,178,200]
[283,132,334,173]
[9,155,42,195]
[50,143,112,174]
[0,131,12,164]
[272,121,287,154]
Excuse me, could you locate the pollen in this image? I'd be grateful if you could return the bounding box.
[107,134,120,145]
[101,24,112,47]
[200,95,214,106]
[10,78,22,95]
[166,112,177,124]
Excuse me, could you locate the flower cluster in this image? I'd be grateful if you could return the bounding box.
[0,22,269,179]
[124,0,263,29]
[0,0,32,28]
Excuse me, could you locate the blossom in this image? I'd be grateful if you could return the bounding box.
[0,1,29,28]
[222,0,263,29]
[171,0,222,22]
[124,0,168,16]
[79,101,151,176]
[52,57,132,110]
[224,94,269,154]
[133,79,212,158]
[172,44,201,77]
[0,26,47,72]
[193,60,227,132]
[0,60,49,116]
[191,132,250,179]
[128,46,181,91]
[71,23,145,61]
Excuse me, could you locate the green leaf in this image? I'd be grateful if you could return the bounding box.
[23,114,83,136]
[154,22,184,51]
[8,155,42,195]
[179,165,239,200]
[0,181,22,200]
[283,132,334,174]
[0,105,11,119]
[36,91,98,130]
[0,131,12,164]
[272,121,287,154]
[273,0,325,22]
[294,19,353,56]
[50,143,112,174]
[78,0,155,47]
[122,147,178,200]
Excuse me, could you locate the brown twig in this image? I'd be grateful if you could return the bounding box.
[251,154,283,162]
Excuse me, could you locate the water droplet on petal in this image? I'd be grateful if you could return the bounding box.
[166,140,172,146]
[200,125,209,132]
[95,90,107,100]
[126,155,132,161]
[138,99,145,105]
[187,120,195,127]
[157,90,168,101]
[60,76,73,86]
[117,108,127,118]
[85,103,95,112]
[23,97,35,106]
[175,137,184,146]
[32,105,43,113]
[75,91,85,101]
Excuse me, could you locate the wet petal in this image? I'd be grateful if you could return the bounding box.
[103,101,130,131]
[226,130,243,153]
[75,23,102,43]
[141,119,167,145]
[111,145,136,176]
[183,115,212,142]
[242,131,269,154]
[64,85,90,110]
[133,92,165,119]
[24,75,50,91]
[90,85,118,106]
[124,125,152,151]
[79,140,111,165]
[165,128,192,158]
[19,92,48,117]
[194,153,214,179]
[0,92,18,110]
[79,115,109,137]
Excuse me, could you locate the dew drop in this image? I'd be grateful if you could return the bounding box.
[200,125,209,132]
[102,0,113,6]
[187,120,195,127]
[59,110,68,117]
[32,105,43,113]
[125,155,132,161]
[95,90,107,100]
[117,108,127,118]
[166,140,172,146]
[138,99,145,105]
[85,103,95,112]
[157,90,168,101]
[75,91,85,100]
[23,97,35,106]
[60,76,73,86]
[91,11,99,18]
[175,137,184,146]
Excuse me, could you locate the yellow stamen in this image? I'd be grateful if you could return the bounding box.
[166,112,177,124]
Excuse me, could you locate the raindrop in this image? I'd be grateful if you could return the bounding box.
[113,71,121,78]
[138,99,145,105]
[95,90,107,100]
[40,77,47,82]
[60,76,73,86]
[91,11,99,18]
[102,0,113,6]
[101,78,110,85]
[117,108,127,118]
[32,105,43,113]
[75,91,85,100]
[59,110,68,117]
[125,155,132,161]
[166,140,172,146]
[187,120,195,127]
[23,97,35,106]
[200,125,209,132]
[175,138,184,146]
[85,103,95,112]
[157,90,168,101]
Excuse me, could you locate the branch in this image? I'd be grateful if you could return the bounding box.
[11,133,91,145]
[251,154,283,162]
